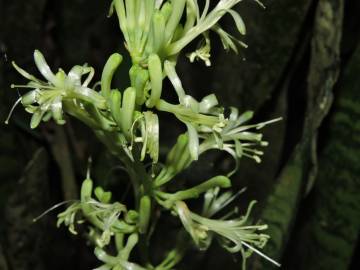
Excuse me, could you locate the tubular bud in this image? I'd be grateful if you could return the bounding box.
[152,11,166,54]
[161,175,232,201]
[109,89,123,128]
[167,133,188,165]
[114,0,131,47]
[101,53,123,98]
[146,54,162,108]
[94,186,112,204]
[125,0,136,45]
[160,2,173,23]
[129,65,149,105]
[120,233,139,261]
[164,0,186,43]
[120,87,136,137]
[81,178,93,202]
[125,210,139,224]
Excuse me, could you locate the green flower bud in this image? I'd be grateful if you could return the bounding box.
[146,54,163,108]
[101,53,123,98]
[138,195,151,234]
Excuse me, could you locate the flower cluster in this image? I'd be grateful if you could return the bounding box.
[57,177,135,248]
[109,0,254,65]
[173,190,280,269]
[7,50,106,129]
[7,0,282,269]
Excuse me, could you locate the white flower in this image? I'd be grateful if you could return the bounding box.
[110,0,257,64]
[7,50,106,129]
[174,200,280,269]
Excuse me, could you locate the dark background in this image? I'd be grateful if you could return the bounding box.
[0,0,359,269]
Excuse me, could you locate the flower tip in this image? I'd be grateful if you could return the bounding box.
[253,156,261,163]
[260,141,269,146]
[10,84,15,88]
[5,97,22,125]
[254,0,266,9]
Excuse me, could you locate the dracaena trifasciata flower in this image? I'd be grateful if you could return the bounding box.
[110,0,261,65]
[7,50,106,129]
[174,200,280,269]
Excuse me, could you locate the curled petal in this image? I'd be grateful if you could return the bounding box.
[34,50,61,87]
[51,96,65,125]
[199,94,219,113]
[164,60,185,100]
[143,111,159,163]
[227,9,246,35]
[185,122,199,161]
[12,61,43,83]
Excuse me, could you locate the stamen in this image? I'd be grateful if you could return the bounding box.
[33,200,79,222]
[5,97,22,124]
[11,84,29,88]
[210,187,247,217]
[241,241,281,267]
[220,207,239,220]
[255,117,282,130]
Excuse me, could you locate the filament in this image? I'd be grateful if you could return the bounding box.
[33,200,79,222]
[5,97,22,124]
[241,241,281,267]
